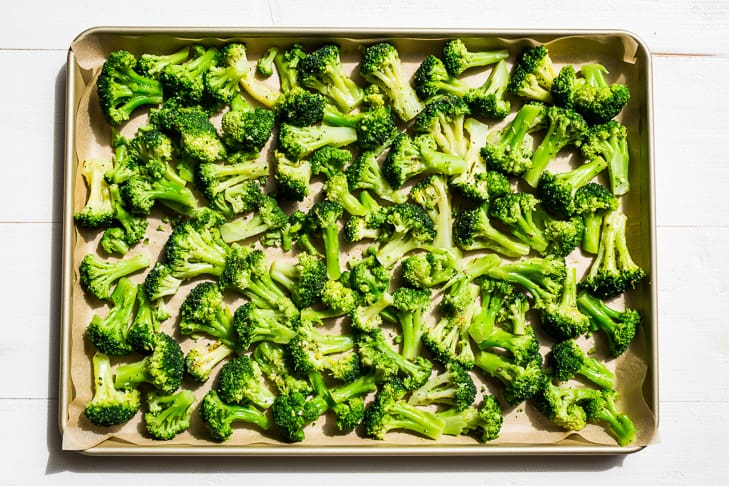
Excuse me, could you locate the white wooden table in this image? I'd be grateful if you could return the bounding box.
[2,1,727,484]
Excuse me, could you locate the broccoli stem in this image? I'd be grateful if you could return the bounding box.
[387,401,446,440]
[328,374,378,404]
[582,212,604,254]
[322,224,341,280]
[114,359,153,390]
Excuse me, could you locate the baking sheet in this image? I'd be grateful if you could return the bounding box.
[60,28,657,454]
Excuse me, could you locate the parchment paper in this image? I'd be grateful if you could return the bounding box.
[62,31,656,452]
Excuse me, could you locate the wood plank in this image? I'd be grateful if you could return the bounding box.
[1,1,729,54]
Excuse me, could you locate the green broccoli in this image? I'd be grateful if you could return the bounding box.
[540,266,591,341]
[374,203,436,268]
[275,86,326,126]
[323,172,373,217]
[583,389,636,446]
[322,104,396,150]
[84,352,141,426]
[79,252,150,301]
[136,45,191,79]
[96,50,164,125]
[310,145,353,179]
[253,341,313,396]
[467,278,513,344]
[278,122,358,161]
[178,282,238,348]
[573,182,618,254]
[144,389,195,440]
[185,340,235,383]
[195,161,266,217]
[489,192,550,254]
[408,362,476,412]
[360,42,425,121]
[304,200,344,280]
[423,285,479,368]
[473,350,547,405]
[507,45,557,103]
[257,46,279,77]
[579,210,646,298]
[161,212,231,281]
[472,301,540,367]
[74,159,115,228]
[358,328,433,390]
[532,379,600,431]
[349,291,394,332]
[216,43,280,109]
[450,118,490,202]
[286,322,358,380]
[400,251,458,289]
[273,150,312,201]
[232,302,298,351]
[576,291,641,358]
[480,102,545,177]
[346,143,408,203]
[100,227,131,256]
[438,395,504,442]
[119,175,198,216]
[151,103,227,164]
[537,156,608,218]
[274,43,307,93]
[463,59,512,119]
[413,96,470,157]
[441,39,509,77]
[556,64,631,126]
[453,203,531,257]
[218,193,288,243]
[298,43,364,112]
[142,263,183,301]
[114,333,185,395]
[200,389,271,442]
[221,94,276,154]
[485,255,566,310]
[342,249,391,305]
[543,216,585,257]
[548,339,615,389]
[127,126,185,185]
[581,120,630,195]
[523,106,589,188]
[409,175,455,251]
[160,44,219,105]
[412,54,473,101]
[126,288,165,354]
[391,287,432,360]
[300,279,359,324]
[216,354,277,409]
[270,253,327,309]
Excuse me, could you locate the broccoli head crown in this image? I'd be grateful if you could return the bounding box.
[272,390,329,442]
[74,159,115,228]
[345,252,392,304]
[346,147,406,203]
[162,216,230,280]
[253,341,313,396]
[270,253,328,309]
[401,251,458,289]
[532,380,600,431]
[137,45,191,79]
[421,307,477,370]
[474,351,547,405]
[297,43,364,112]
[79,252,150,301]
[441,39,509,78]
[550,64,578,108]
[100,227,131,255]
[114,333,185,395]
[142,263,182,301]
[127,128,175,179]
[84,352,141,427]
[453,203,530,257]
[576,290,640,358]
[310,145,353,179]
[489,192,549,254]
[273,150,312,201]
[544,217,585,257]
[96,50,164,126]
[126,289,164,354]
[200,389,271,441]
[232,302,298,352]
[572,64,631,125]
[536,156,608,218]
[160,44,220,105]
[548,339,615,390]
[216,354,276,409]
[277,122,358,161]
[573,182,618,216]
[185,341,235,383]
[221,105,275,154]
[375,203,436,268]
[274,43,307,92]
[178,281,236,345]
[382,133,463,188]
[579,210,646,299]
[463,59,511,119]
[144,389,196,440]
[275,86,326,127]
[508,45,557,100]
[582,389,636,446]
[359,42,424,122]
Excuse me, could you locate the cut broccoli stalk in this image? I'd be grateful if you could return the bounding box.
[573,183,618,254]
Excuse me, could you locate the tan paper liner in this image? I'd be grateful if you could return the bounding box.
[62,31,655,452]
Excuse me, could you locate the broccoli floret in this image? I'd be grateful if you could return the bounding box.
[532,380,600,431]
[119,175,198,216]
[323,172,372,217]
[200,389,271,442]
[439,254,501,315]
[341,197,388,244]
[573,182,618,254]
[322,104,396,150]
[346,144,408,203]
[300,279,358,324]
[571,64,631,126]
[401,251,458,289]
[96,50,164,125]
[298,43,364,113]
[360,42,424,121]
[362,83,387,107]
[579,210,646,298]
[576,291,641,358]
[485,255,567,310]
[413,96,470,157]
[304,200,344,280]
[537,156,608,217]
[153,103,227,164]
[486,171,512,199]
[84,352,141,426]
[215,43,280,109]
[100,227,131,255]
[178,282,238,347]
[349,291,394,332]
[160,44,219,105]
[391,287,432,360]
[232,303,298,351]
[219,246,296,314]
[544,216,585,257]
[474,350,547,405]
[185,340,235,383]
[467,278,513,344]
[374,203,436,268]
[507,45,557,103]
[441,39,509,77]
[439,395,504,442]
[453,203,531,257]
[74,159,115,228]
[142,263,183,301]
[274,43,307,93]
[278,122,358,161]
[358,328,433,390]
[273,150,312,201]
[550,64,577,108]
[583,389,636,446]
[499,291,531,336]
[195,161,266,217]
[540,266,591,341]
[408,362,476,412]
[464,59,512,119]
[253,341,313,396]
[581,121,630,195]
[79,253,150,301]
[363,380,445,440]
[114,333,185,395]
[271,390,327,443]
[220,94,275,154]
[270,253,327,309]
[136,45,191,79]
[126,289,164,354]
[409,175,455,251]
[342,249,391,304]
[216,354,276,409]
[523,106,589,188]
[275,86,326,126]
[218,193,288,243]
[286,322,357,378]
[144,389,195,440]
[310,145,353,179]
[480,102,545,177]
[257,46,279,77]
[423,287,478,368]
[549,339,615,390]
[450,118,490,202]
[161,213,231,281]
[104,130,138,185]
[489,192,550,254]
[413,55,473,100]
[127,126,183,185]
